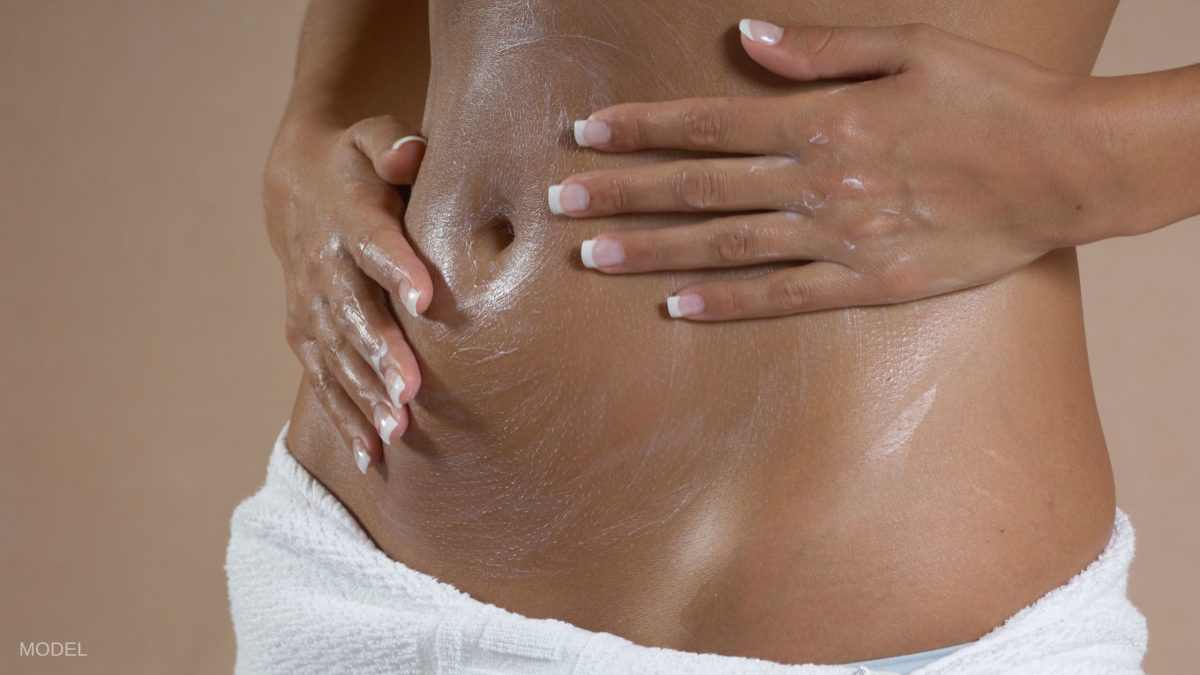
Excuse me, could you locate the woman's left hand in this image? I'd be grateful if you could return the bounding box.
[551,20,1120,320]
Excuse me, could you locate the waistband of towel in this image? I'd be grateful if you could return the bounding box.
[228,422,1147,674]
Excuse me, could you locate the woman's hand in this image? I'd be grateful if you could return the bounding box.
[264,114,432,472]
[551,20,1119,320]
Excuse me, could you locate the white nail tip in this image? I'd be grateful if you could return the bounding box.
[573,120,590,147]
[403,287,420,317]
[391,135,427,151]
[738,19,753,41]
[387,373,406,409]
[378,414,398,442]
[581,239,597,268]
[667,296,684,318]
[354,445,371,474]
[548,185,565,215]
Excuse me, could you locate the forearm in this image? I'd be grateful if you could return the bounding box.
[1089,63,1200,238]
[283,0,430,129]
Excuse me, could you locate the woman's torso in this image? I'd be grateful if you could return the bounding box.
[288,0,1120,664]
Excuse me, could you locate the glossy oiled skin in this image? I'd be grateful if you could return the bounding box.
[288,0,1121,665]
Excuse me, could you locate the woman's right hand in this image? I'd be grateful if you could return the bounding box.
[264,113,431,473]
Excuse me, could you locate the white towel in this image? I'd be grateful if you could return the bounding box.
[226,424,1147,674]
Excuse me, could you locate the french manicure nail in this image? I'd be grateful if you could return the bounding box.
[385,368,406,408]
[667,294,705,318]
[573,119,612,147]
[738,19,783,45]
[581,239,625,268]
[353,439,371,474]
[374,405,400,444]
[391,135,427,151]
[548,183,590,215]
[403,286,421,317]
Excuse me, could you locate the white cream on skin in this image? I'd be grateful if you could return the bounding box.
[368,344,388,376]
[867,384,939,462]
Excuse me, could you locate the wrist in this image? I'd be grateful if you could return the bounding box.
[1075,68,1200,240]
[1047,73,1141,247]
[1080,75,1151,241]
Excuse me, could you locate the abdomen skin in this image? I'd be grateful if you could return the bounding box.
[287,0,1120,664]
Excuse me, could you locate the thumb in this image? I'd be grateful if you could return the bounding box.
[738,20,929,81]
[346,115,427,185]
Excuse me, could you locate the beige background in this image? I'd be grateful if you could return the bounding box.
[0,1,1196,673]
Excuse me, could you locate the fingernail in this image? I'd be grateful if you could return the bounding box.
[581,239,624,268]
[400,281,420,317]
[573,119,612,147]
[353,439,371,474]
[548,183,590,215]
[374,405,400,444]
[391,135,427,151]
[666,294,705,318]
[384,368,406,408]
[738,19,783,45]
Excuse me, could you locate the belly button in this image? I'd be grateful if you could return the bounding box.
[472,215,516,259]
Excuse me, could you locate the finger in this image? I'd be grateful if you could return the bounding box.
[294,338,382,474]
[738,20,936,80]
[347,208,434,317]
[550,156,806,217]
[573,95,790,154]
[665,261,878,320]
[345,114,427,185]
[314,301,409,446]
[324,254,423,408]
[581,211,837,272]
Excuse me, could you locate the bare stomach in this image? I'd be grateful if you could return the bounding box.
[287,0,1120,665]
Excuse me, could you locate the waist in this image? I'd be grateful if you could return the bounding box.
[286,3,1118,661]
[288,245,1115,661]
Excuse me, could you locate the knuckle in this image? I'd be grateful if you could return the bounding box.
[375,112,403,127]
[847,212,908,244]
[631,113,654,147]
[676,169,725,209]
[351,226,374,259]
[825,109,867,145]
[308,369,346,409]
[900,22,938,46]
[682,103,729,148]
[721,286,747,316]
[324,330,349,358]
[797,26,837,61]
[604,178,631,213]
[642,234,670,266]
[284,327,308,354]
[872,256,921,301]
[350,221,388,262]
[300,246,329,278]
[349,181,405,215]
[332,298,361,334]
[771,277,814,311]
[712,227,753,263]
[347,113,399,138]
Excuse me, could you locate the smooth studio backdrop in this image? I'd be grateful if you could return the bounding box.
[1,1,1196,673]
